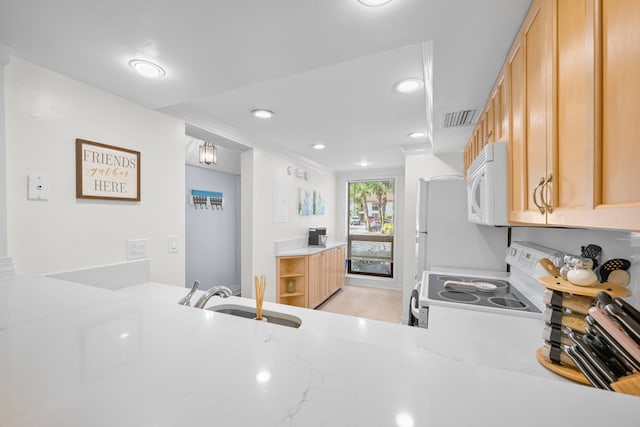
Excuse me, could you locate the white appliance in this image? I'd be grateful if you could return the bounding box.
[414,177,509,281]
[409,241,568,378]
[466,140,509,226]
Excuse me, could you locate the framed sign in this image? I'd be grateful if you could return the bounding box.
[76,139,141,201]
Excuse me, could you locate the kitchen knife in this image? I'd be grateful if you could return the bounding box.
[604,303,640,346]
[569,332,619,384]
[585,317,640,372]
[563,345,612,390]
[595,291,613,309]
[587,306,640,364]
[582,332,629,378]
[613,297,640,324]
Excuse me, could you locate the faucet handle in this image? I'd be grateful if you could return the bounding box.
[193,285,234,309]
[178,280,200,306]
[216,285,233,298]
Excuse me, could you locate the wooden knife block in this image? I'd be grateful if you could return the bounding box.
[537,275,639,396]
[611,373,640,396]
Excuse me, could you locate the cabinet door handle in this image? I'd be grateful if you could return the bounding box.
[533,176,546,214]
[541,173,553,213]
[484,130,493,144]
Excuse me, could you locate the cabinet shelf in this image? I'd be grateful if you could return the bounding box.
[280,273,305,278]
[279,292,305,298]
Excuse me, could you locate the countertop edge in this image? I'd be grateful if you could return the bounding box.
[275,241,346,256]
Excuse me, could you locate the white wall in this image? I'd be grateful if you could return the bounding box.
[401,152,464,320]
[0,46,9,257]
[185,165,241,293]
[335,167,404,289]
[241,148,336,301]
[5,58,185,286]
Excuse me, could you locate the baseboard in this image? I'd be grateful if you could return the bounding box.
[345,274,400,291]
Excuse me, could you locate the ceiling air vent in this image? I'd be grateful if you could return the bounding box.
[441,109,478,128]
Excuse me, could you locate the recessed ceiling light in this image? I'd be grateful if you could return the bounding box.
[251,109,275,119]
[394,78,424,94]
[358,0,393,6]
[358,161,369,167]
[256,370,271,383]
[312,143,325,150]
[128,59,166,78]
[408,132,426,138]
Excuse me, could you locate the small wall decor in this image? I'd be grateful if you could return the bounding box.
[76,139,140,201]
[299,188,313,216]
[314,191,325,215]
[190,189,224,210]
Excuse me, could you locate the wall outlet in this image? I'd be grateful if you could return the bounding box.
[168,235,178,254]
[27,175,50,200]
[127,239,147,260]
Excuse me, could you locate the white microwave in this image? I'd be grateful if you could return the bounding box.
[466,141,509,226]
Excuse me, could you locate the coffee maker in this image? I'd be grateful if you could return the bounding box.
[308,227,327,247]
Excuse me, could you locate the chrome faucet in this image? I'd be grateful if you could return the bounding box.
[178,280,200,306]
[193,285,233,309]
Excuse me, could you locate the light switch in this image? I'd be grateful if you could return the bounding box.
[27,175,50,200]
[168,235,178,254]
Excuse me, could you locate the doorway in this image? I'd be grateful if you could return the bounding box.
[346,179,395,278]
[184,126,246,294]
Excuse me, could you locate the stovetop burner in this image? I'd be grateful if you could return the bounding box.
[427,273,540,314]
[438,290,481,303]
[488,296,528,310]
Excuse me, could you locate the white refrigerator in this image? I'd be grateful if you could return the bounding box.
[414,177,509,281]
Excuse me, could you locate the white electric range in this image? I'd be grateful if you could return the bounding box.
[409,241,568,378]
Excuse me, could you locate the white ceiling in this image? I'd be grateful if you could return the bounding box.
[0,0,531,172]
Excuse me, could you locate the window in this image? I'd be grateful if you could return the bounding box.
[347,179,395,277]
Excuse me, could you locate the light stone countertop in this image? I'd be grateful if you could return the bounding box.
[1,274,638,427]
[275,241,346,257]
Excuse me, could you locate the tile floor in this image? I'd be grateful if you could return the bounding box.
[316,284,403,324]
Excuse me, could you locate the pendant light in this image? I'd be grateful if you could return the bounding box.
[199,141,217,165]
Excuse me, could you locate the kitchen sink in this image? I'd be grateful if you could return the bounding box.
[206,304,302,328]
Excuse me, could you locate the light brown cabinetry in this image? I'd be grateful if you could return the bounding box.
[469,0,640,231]
[508,0,552,225]
[327,245,346,296]
[511,0,640,230]
[275,256,308,308]
[276,245,346,309]
[307,251,326,308]
[579,0,640,229]
[464,66,509,176]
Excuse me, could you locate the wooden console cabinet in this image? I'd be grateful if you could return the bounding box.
[276,245,346,309]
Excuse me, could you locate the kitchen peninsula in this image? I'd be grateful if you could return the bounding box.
[1,273,638,426]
